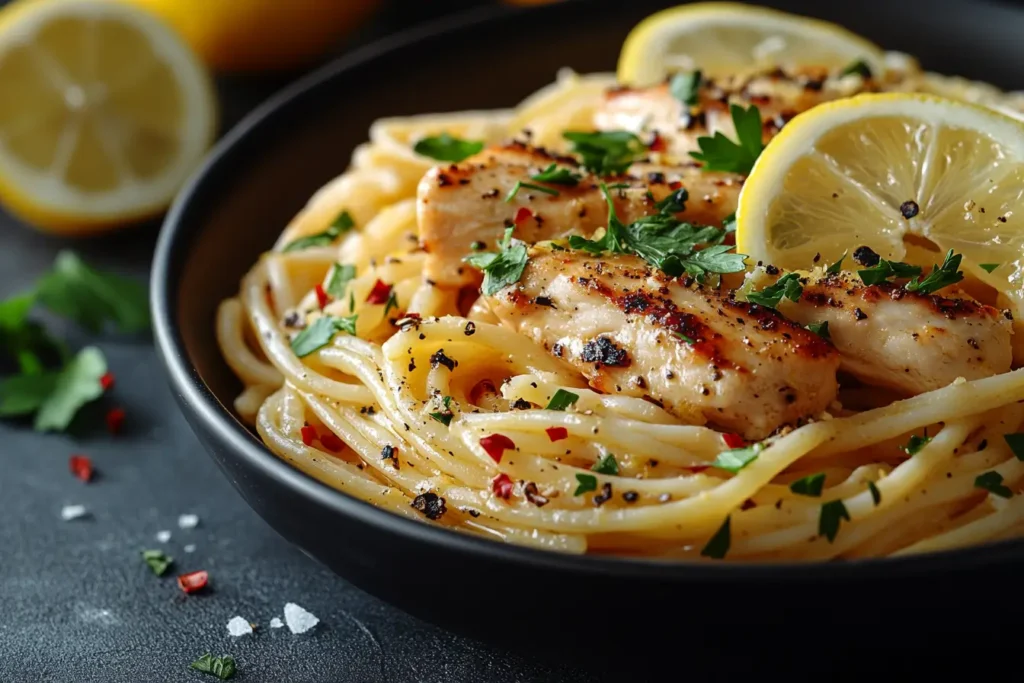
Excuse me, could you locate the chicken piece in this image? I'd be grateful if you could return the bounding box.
[744,266,1013,395]
[595,66,886,163]
[485,249,840,440]
[417,142,740,287]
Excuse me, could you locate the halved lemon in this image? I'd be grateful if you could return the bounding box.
[0,0,216,234]
[737,93,1024,354]
[617,2,886,86]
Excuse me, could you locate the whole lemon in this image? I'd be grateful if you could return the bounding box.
[118,0,381,72]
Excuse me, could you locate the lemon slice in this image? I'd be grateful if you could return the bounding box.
[737,92,1024,354]
[0,0,216,234]
[618,2,886,86]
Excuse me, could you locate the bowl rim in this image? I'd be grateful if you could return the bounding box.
[152,0,1024,581]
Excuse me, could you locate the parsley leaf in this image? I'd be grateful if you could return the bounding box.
[654,188,688,214]
[1004,433,1024,461]
[383,290,399,317]
[545,389,579,411]
[282,211,354,252]
[825,251,847,275]
[905,249,964,295]
[858,258,922,286]
[413,133,483,162]
[36,251,150,333]
[669,70,702,106]
[463,227,529,296]
[290,315,358,357]
[505,181,560,202]
[701,516,730,559]
[592,452,619,475]
[806,321,830,339]
[789,472,826,497]
[33,347,108,432]
[429,395,454,426]
[191,654,237,680]
[840,59,873,79]
[325,263,356,299]
[712,444,761,473]
[563,130,646,175]
[747,272,803,309]
[902,434,931,456]
[531,164,581,186]
[980,263,1000,274]
[690,104,764,174]
[819,500,850,542]
[868,481,882,506]
[574,472,598,496]
[722,212,737,235]
[142,549,173,576]
[975,471,1013,498]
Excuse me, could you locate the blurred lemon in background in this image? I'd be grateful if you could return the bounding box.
[0,0,216,235]
[121,0,381,72]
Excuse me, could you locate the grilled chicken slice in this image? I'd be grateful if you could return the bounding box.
[485,249,840,440]
[744,266,1013,395]
[417,142,740,286]
[595,66,884,162]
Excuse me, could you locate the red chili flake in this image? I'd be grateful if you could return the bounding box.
[545,426,568,442]
[686,465,711,474]
[669,180,682,190]
[69,455,93,482]
[741,498,758,511]
[105,407,125,435]
[722,433,746,449]
[319,431,344,452]
[366,279,392,305]
[480,434,516,463]
[514,207,533,226]
[177,570,209,594]
[492,473,514,499]
[99,372,115,391]
[649,132,667,152]
[404,312,421,320]
[300,425,317,446]
[314,283,330,309]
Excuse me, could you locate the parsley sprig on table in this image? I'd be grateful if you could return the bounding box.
[0,251,149,432]
[690,104,765,174]
[567,183,747,281]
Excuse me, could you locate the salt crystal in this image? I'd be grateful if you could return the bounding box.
[226,616,253,637]
[156,530,171,543]
[184,544,196,553]
[178,514,199,529]
[283,602,319,634]
[270,617,283,629]
[61,505,87,521]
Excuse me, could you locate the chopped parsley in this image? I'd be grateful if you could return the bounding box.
[669,70,702,106]
[562,130,646,175]
[722,212,737,235]
[902,434,931,456]
[592,452,619,475]
[690,104,764,174]
[545,389,579,411]
[701,516,730,559]
[290,315,358,357]
[383,290,399,317]
[142,549,173,576]
[191,654,237,680]
[1004,433,1024,461]
[839,59,873,79]
[412,133,483,162]
[980,263,1000,273]
[463,227,530,296]
[789,472,826,497]
[574,472,598,496]
[325,263,356,299]
[975,471,1013,498]
[868,481,882,506]
[673,331,695,344]
[505,180,560,202]
[429,395,454,426]
[905,249,964,295]
[857,257,922,286]
[806,321,830,339]
[746,272,803,309]
[654,188,688,214]
[282,210,354,252]
[531,163,581,186]
[712,444,761,473]
[825,251,847,275]
[818,500,850,542]
[568,183,746,280]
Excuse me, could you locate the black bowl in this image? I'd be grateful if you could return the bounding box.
[153,0,1024,659]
